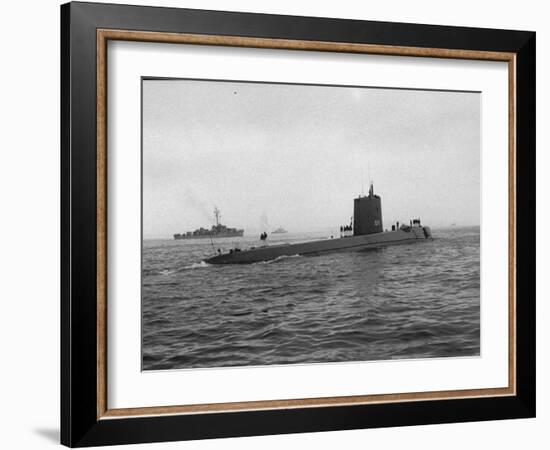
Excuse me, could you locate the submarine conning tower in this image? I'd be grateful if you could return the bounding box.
[353,182,383,236]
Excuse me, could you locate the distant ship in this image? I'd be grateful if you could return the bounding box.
[205,183,431,264]
[173,207,244,240]
[272,227,288,234]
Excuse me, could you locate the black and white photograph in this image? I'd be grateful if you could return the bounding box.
[141,78,481,371]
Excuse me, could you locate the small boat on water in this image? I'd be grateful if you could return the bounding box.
[174,207,244,240]
[205,183,432,264]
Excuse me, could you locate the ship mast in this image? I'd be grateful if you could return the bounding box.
[213,207,221,226]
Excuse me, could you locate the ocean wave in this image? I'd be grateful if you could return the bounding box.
[142,227,480,370]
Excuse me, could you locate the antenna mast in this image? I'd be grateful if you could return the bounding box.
[208,232,216,255]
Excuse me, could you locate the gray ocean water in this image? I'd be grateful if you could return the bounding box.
[142,227,480,370]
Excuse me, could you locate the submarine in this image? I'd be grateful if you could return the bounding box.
[205,183,432,264]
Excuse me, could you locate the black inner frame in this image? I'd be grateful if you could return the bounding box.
[61,2,536,447]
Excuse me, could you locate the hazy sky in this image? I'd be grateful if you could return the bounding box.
[143,79,480,238]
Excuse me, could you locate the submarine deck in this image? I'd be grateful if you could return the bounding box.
[205,226,431,264]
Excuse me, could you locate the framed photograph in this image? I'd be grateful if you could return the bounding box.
[61,1,535,447]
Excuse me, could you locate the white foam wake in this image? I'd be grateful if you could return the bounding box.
[262,254,302,264]
[184,261,211,269]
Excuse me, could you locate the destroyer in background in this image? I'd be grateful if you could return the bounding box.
[272,227,288,234]
[206,183,431,264]
[174,207,244,240]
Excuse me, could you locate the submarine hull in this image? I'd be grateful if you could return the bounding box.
[206,226,432,264]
